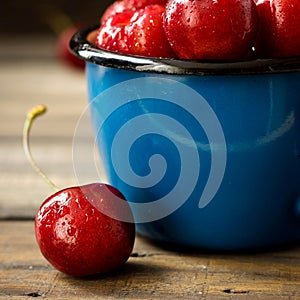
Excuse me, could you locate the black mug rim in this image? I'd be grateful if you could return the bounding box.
[70,25,300,76]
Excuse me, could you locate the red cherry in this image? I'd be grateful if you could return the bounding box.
[254,0,300,58]
[163,0,258,60]
[35,183,135,277]
[23,105,135,277]
[56,26,86,70]
[97,4,176,58]
[101,0,168,23]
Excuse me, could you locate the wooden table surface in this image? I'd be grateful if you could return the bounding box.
[1,36,300,299]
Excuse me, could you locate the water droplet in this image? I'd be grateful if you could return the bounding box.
[58,205,70,217]
[53,202,60,211]
[67,227,76,237]
[43,210,55,224]
[75,198,86,209]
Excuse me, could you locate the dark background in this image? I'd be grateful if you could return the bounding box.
[1,0,114,34]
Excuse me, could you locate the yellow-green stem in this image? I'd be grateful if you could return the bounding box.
[23,105,59,192]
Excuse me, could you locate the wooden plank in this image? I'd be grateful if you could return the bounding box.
[1,221,300,299]
[0,60,87,138]
[0,49,92,218]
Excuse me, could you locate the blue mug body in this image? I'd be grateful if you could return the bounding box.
[71,26,300,250]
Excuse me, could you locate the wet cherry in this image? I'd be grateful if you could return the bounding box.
[23,105,135,277]
[254,0,300,58]
[163,0,258,60]
[96,4,176,58]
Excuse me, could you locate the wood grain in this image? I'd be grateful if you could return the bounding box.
[1,221,300,300]
[0,39,93,218]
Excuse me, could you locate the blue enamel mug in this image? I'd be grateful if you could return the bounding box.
[70,26,300,250]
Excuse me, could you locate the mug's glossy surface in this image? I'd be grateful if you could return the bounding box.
[71,26,300,250]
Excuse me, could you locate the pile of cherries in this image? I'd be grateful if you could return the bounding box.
[95,0,300,60]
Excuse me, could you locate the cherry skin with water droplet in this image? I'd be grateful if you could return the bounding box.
[35,183,135,277]
[254,0,300,58]
[96,4,176,58]
[163,0,258,60]
[101,0,168,23]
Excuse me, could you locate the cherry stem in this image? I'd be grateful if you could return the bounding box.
[23,105,60,192]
